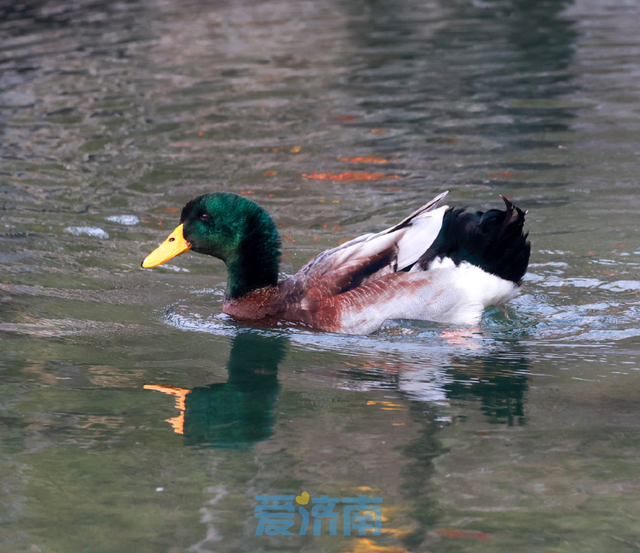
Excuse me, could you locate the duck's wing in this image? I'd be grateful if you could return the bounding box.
[296,191,450,297]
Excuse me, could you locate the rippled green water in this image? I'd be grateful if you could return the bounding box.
[2,0,640,551]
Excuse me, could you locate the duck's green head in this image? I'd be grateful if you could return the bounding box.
[142,193,281,298]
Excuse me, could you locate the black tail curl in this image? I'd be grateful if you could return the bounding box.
[417,197,530,284]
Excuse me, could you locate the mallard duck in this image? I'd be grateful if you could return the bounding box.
[142,191,530,334]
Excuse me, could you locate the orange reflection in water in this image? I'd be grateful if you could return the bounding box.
[144,384,191,435]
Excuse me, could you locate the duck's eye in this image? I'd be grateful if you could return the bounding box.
[168,237,175,243]
[200,213,209,222]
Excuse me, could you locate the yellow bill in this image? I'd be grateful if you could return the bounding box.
[142,224,191,268]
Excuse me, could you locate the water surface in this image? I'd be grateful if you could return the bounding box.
[2,0,640,551]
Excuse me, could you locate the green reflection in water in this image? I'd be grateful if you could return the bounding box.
[146,331,285,448]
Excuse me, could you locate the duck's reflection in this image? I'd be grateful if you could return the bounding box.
[147,328,529,454]
[147,329,531,550]
[444,352,528,426]
[394,348,529,548]
[338,343,530,425]
[145,331,286,448]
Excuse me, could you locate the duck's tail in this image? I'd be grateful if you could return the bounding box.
[417,197,530,284]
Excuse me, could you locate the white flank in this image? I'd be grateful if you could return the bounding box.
[339,262,520,334]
